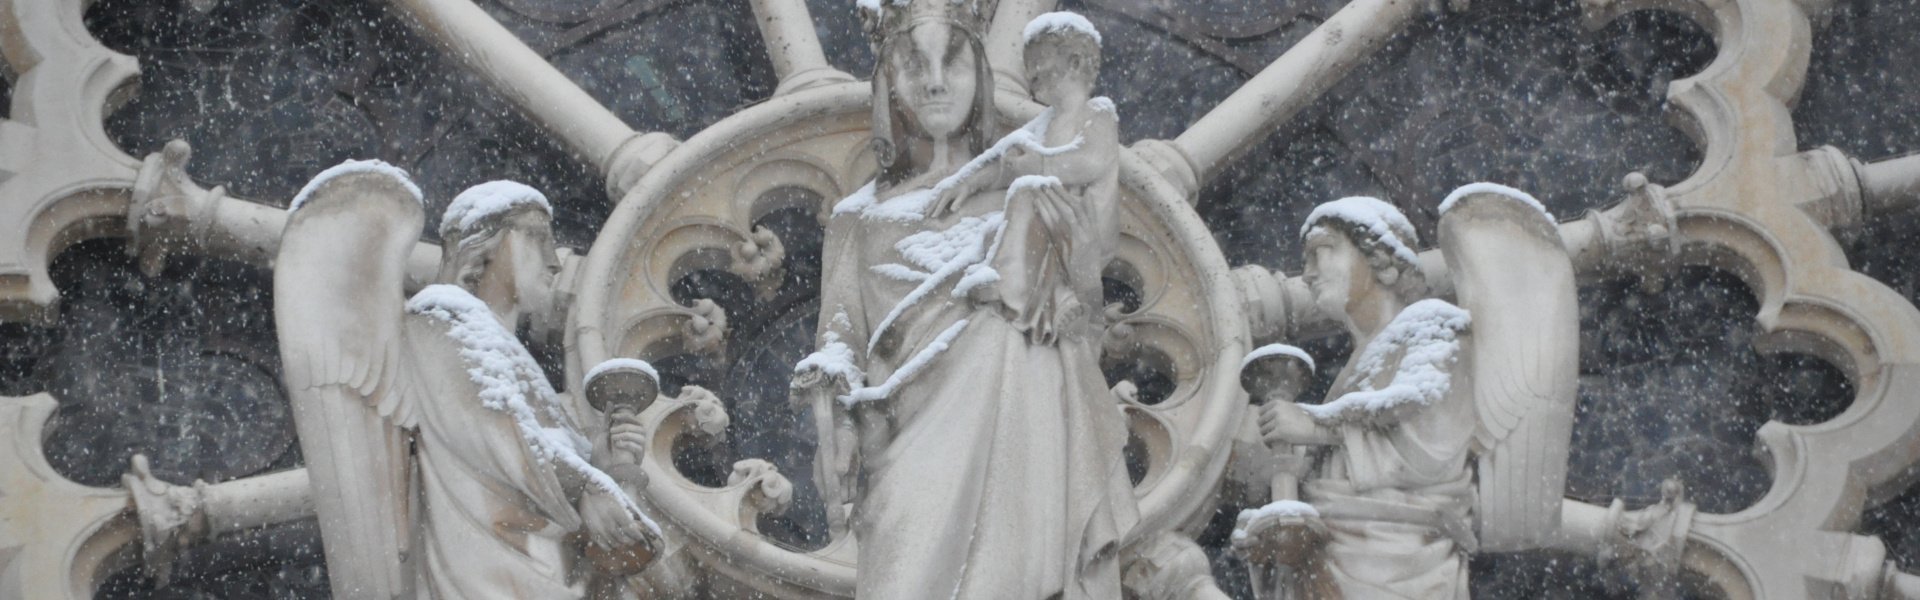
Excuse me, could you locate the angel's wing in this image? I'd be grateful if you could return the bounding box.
[1438,187,1578,553]
[274,165,424,598]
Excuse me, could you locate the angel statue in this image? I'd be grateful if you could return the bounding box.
[791,2,1136,599]
[1233,187,1691,598]
[275,164,659,599]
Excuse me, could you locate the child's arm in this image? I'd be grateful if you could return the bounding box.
[1007,105,1119,189]
[931,153,1006,216]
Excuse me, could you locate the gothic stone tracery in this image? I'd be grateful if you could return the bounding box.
[2,0,1920,598]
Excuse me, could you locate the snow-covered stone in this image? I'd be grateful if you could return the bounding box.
[1243,343,1316,373]
[290,159,423,212]
[1438,182,1552,222]
[1023,11,1101,46]
[1300,196,1420,265]
[1231,500,1321,542]
[585,357,659,387]
[407,284,654,531]
[1298,299,1469,423]
[441,180,553,236]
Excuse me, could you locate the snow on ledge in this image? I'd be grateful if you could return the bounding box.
[1438,182,1552,222]
[795,331,867,390]
[290,159,423,212]
[586,358,659,387]
[1242,343,1315,373]
[1231,500,1320,542]
[844,318,969,406]
[1023,11,1101,46]
[442,180,553,236]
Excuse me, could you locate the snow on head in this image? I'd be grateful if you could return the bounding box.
[1300,196,1420,266]
[1023,11,1101,46]
[441,180,553,238]
[407,284,654,529]
[290,159,423,212]
[1242,343,1315,373]
[1438,182,1552,222]
[1298,299,1469,423]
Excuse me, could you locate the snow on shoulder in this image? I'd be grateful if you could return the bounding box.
[1300,196,1420,266]
[442,180,553,237]
[407,284,657,532]
[290,159,423,212]
[1298,299,1469,423]
[1023,11,1101,46]
[1438,182,1552,223]
[1242,343,1315,372]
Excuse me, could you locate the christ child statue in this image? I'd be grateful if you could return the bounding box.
[932,11,1121,345]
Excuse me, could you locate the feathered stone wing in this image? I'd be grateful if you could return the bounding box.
[274,168,424,599]
[1438,189,1579,553]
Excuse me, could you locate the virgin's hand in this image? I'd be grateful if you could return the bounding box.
[792,363,851,394]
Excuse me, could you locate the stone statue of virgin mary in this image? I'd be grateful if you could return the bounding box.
[792,0,1138,598]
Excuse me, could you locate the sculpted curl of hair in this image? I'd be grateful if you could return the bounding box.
[1305,220,1428,300]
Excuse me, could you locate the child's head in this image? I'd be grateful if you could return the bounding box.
[1021,12,1101,104]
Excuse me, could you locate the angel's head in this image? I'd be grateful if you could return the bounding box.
[437,181,561,322]
[1299,197,1425,319]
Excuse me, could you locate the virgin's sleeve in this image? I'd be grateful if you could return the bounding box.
[816,210,873,360]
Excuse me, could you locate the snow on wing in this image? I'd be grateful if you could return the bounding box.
[1437,189,1579,553]
[273,169,425,598]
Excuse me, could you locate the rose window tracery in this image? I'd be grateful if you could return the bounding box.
[0,0,1917,598]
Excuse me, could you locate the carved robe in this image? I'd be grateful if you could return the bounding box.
[820,175,1137,599]
[1301,312,1477,600]
[402,312,590,599]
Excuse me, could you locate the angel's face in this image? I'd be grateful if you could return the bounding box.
[1301,228,1367,318]
[504,215,561,318]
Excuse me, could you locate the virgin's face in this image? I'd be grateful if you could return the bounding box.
[888,22,977,140]
[1301,229,1367,318]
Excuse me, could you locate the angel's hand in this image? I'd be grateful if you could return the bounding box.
[1259,402,1336,447]
[609,419,646,462]
[580,490,650,550]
